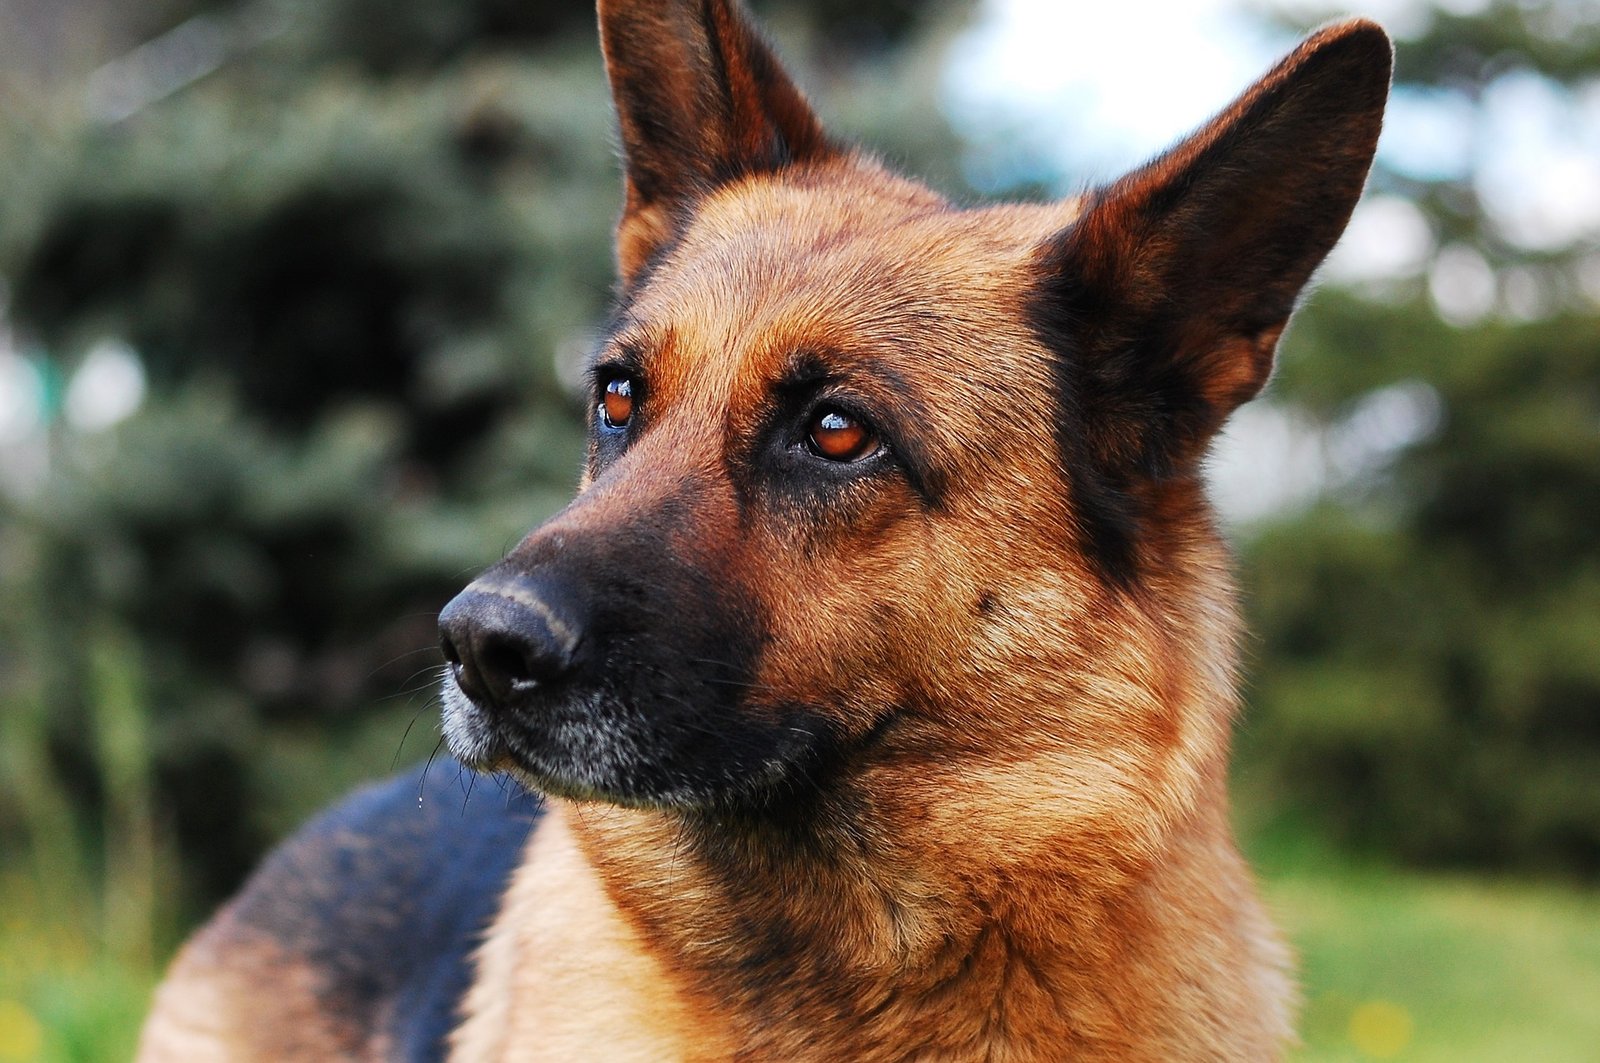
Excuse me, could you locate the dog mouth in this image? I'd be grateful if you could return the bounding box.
[438,666,832,811]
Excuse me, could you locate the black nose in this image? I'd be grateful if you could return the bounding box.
[438,579,583,708]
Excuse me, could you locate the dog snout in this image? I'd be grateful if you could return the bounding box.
[438,578,584,708]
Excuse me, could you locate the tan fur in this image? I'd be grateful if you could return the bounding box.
[450,806,736,1061]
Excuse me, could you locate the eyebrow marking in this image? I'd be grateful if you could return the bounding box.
[773,347,947,509]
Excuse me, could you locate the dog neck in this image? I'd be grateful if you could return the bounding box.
[456,778,1293,1062]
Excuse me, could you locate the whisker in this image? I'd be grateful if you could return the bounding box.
[391,712,421,771]
[367,644,443,680]
[418,736,446,805]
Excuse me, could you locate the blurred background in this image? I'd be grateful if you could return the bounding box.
[0,0,1596,1058]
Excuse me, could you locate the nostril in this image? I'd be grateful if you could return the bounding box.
[439,634,463,667]
[481,633,541,689]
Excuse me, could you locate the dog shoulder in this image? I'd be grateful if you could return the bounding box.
[138,761,542,1062]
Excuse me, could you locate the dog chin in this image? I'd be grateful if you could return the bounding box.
[439,678,720,811]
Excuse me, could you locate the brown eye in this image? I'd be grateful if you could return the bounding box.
[806,407,876,462]
[601,376,634,429]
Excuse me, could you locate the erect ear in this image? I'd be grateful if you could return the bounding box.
[598,0,838,285]
[1032,19,1391,503]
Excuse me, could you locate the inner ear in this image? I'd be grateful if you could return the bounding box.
[1030,19,1391,580]
[599,0,840,285]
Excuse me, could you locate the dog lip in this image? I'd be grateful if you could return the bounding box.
[465,749,521,775]
[447,689,831,812]
[500,762,685,811]
[440,669,520,770]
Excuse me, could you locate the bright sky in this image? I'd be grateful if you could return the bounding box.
[945,0,1281,182]
[943,0,1600,264]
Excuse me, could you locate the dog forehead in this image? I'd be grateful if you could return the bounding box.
[617,176,1076,395]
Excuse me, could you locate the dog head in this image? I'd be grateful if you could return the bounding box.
[439,0,1389,862]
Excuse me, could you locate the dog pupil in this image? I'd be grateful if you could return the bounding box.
[603,377,633,427]
[812,409,868,460]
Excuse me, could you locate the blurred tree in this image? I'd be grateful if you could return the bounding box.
[1238,1,1600,874]
[8,0,1592,938]
[0,0,971,916]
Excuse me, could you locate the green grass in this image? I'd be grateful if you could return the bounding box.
[0,895,157,1063]
[1269,867,1600,1061]
[3,861,1598,1060]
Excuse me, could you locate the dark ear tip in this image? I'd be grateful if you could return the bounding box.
[1302,18,1396,83]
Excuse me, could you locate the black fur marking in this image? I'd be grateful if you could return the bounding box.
[225,760,541,1061]
[1025,261,1148,589]
[450,479,794,809]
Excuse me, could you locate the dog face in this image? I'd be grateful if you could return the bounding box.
[440,0,1389,858]
[444,184,1087,806]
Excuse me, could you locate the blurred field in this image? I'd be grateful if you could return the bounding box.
[4,844,1599,1062]
[1269,864,1600,1061]
[0,884,153,1063]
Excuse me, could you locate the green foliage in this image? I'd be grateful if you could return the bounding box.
[0,41,612,904]
[1237,1,1600,873]
[1243,305,1600,867]
[1390,1,1600,87]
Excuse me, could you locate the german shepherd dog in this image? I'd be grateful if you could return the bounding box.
[140,2,1391,1059]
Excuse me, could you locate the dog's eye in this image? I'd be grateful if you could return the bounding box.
[806,407,877,463]
[600,376,635,429]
